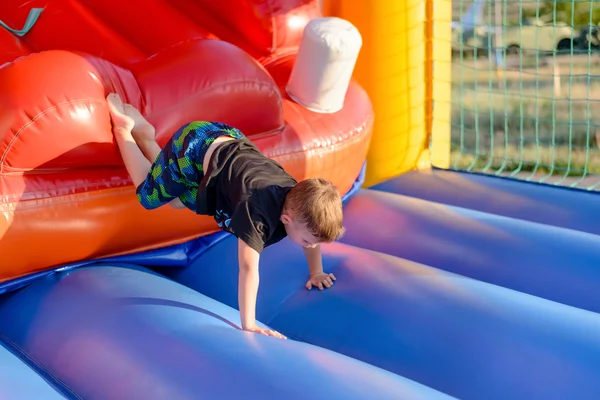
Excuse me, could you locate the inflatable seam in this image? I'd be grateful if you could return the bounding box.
[0,98,107,174]
[1,114,371,203]
[0,113,370,202]
[265,113,373,158]
[263,254,347,330]
[0,48,36,69]
[143,36,216,61]
[266,0,276,53]
[0,333,81,399]
[0,185,134,208]
[103,66,131,104]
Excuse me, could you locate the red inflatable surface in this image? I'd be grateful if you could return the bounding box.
[0,0,373,282]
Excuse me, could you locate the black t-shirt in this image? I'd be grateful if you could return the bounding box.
[196,138,297,253]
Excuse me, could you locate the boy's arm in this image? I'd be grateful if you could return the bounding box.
[304,245,336,290]
[237,238,286,339]
[304,245,324,276]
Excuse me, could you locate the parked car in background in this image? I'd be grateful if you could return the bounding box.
[452,18,577,58]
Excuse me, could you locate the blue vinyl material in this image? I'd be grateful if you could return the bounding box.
[0,340,67,399]
[0,263,451,400]
[3,167,600,399]
[339,188,600,313]
[165,234,600,400]
[372,168,600,235]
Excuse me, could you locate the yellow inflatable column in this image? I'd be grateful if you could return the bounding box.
[428,0,452,169]
[322,0,451,186]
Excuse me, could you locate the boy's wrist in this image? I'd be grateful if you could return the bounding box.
[241,318,256,330]
[305,248,324,276]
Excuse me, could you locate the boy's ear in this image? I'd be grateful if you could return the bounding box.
[280,212,293,224]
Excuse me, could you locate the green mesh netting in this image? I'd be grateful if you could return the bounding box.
[450,0,600,190]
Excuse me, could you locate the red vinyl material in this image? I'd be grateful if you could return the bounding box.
[0,0,373,281]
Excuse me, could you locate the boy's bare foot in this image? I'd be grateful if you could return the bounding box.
[123,103,156,144]
[106,93,134,135]
[106,93,155,143]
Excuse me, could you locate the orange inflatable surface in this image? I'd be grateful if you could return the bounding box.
[0,0,373,282]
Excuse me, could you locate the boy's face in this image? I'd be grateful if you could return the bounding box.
[281,213,321,248]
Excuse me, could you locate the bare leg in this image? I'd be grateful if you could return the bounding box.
[121,103,162,163]
[106,93,185,209]
[106,93,151,188]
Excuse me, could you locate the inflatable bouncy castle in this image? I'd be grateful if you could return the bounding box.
[2,1,600,399]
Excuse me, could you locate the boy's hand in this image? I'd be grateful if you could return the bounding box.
[303,245,335,291]
[243,325,287,339]
[305,272,336,290]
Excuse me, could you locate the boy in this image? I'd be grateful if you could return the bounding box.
[106,93,345,340]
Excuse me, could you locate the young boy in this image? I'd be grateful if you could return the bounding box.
[106,93,345,340]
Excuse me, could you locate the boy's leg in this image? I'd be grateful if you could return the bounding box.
[121,103,161,162]
[107,94,155,189]
[107,94,192,210]
[133,120,218,211]
[131,135,188,210]
[134,141,189,210]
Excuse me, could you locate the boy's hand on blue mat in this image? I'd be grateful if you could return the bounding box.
[244,325,287,340]
[306,272,336,291]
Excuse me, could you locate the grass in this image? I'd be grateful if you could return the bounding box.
[449,53,600,189]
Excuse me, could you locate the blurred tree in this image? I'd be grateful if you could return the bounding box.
[534,1,600,26]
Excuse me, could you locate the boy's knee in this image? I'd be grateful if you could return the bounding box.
[168,198,187,209]
[136,190,161,210]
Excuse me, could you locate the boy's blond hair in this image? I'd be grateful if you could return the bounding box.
[284,178,345,242]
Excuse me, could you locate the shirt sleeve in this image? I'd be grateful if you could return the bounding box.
[228,200,270,253]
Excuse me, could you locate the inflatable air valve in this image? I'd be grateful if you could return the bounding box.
[286,17,362,113]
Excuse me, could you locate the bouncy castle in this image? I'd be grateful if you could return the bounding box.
[1,1,600,399]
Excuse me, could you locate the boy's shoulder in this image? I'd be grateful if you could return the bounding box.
[208,136,296,210]
[227,179,293,253]
[240,187,292,251]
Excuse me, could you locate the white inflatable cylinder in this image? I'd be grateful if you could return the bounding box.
[286,17,363,114]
